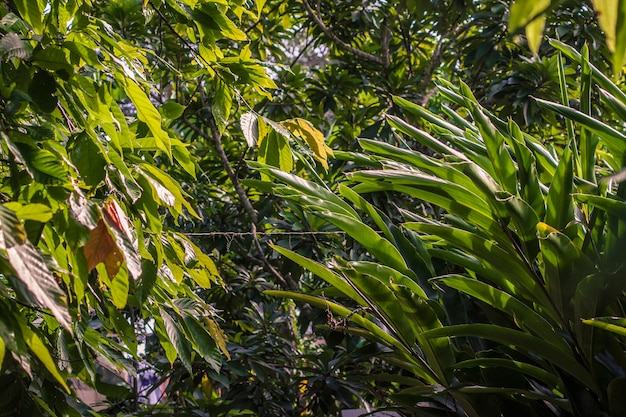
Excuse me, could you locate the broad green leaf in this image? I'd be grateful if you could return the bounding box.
[213,78,232,134]
[575,272,626,363]
[594,0,618,52]
[3,202,53,223]
[159,308,193,374]
[315,211,411,275]
[32,47,73,72]
[386,115,467,161]
[423,324,599,395]
[205,318,230,359]
[160,100,186,120]
[550,39,626,104]
[525,14,546,54]
[7,241,71,330]
[20,323,70,393]
[345,261,428,299]
[615,1,626,77]
[258,130,293,173]
[139,164,199,218]
[509,0,551,33]
[250,164,359,218]
[345,269,454,384]
[182,316,222,373]
[459,82,517,194]
[264,289,433,380]
[574,193,626,218]
[13,0,44,33]
[392,96,465,137]
[509,121,546,218]
[122,79,172,159]
[535,98,626,161]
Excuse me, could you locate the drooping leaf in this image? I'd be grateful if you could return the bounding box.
[20,323,70,393]
[122,79,172,159]
[83,219,117,272]
[240,111,258,147]
[281,118,332,169]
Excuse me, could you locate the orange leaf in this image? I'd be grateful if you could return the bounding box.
[103,245,123,280]
[84,219,116,271]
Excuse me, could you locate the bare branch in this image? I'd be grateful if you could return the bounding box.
[301,0,388,68]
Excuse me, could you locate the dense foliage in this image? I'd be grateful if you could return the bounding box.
[0,0,625,416]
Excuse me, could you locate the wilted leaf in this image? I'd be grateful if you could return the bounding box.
[84,219,117,272]
[0,32,30,60]
[241,111,258,147]
[103,199,141,280]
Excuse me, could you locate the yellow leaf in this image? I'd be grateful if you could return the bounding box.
[594,0,618,51]
[281,118,333,169]
[525,14,546,55]
[205,318,230,360]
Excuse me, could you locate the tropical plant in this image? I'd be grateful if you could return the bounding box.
[0,0,283,413]
[258,40,626,416]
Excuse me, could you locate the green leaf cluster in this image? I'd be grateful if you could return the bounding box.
[258,40,626,416]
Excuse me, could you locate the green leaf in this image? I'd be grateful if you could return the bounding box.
[454,357,561,388]
[582,317,626,337]
[13,0,44,33]
[7,240,71,329]
[181,316,222,373]
[525,14,546,54]
[272,245,366,304]
[250,164,359,218]
[20,323,70,393]
[213,78,232,134]
[139,164,199,218]
[423,324,599,395]
[436,275,569,352]
[122,79,172,159]
[3,202,53,223]
[406,223,558,322]
[544,145,574,230]
[509,0,551,33]
[159,308,193,374]
[316,211,411,275]
[32,47,73,72]
[574,193,626,218]
[160,100,186,120]
[535,97,626,161]
[281,118,332,169]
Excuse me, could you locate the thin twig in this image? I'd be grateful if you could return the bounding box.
[300,0,388,68]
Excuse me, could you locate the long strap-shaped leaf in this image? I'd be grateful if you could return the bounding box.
[422,324,600,396]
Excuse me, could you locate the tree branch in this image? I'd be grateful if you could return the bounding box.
[181,113,297,290]
[301,0,388,68]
